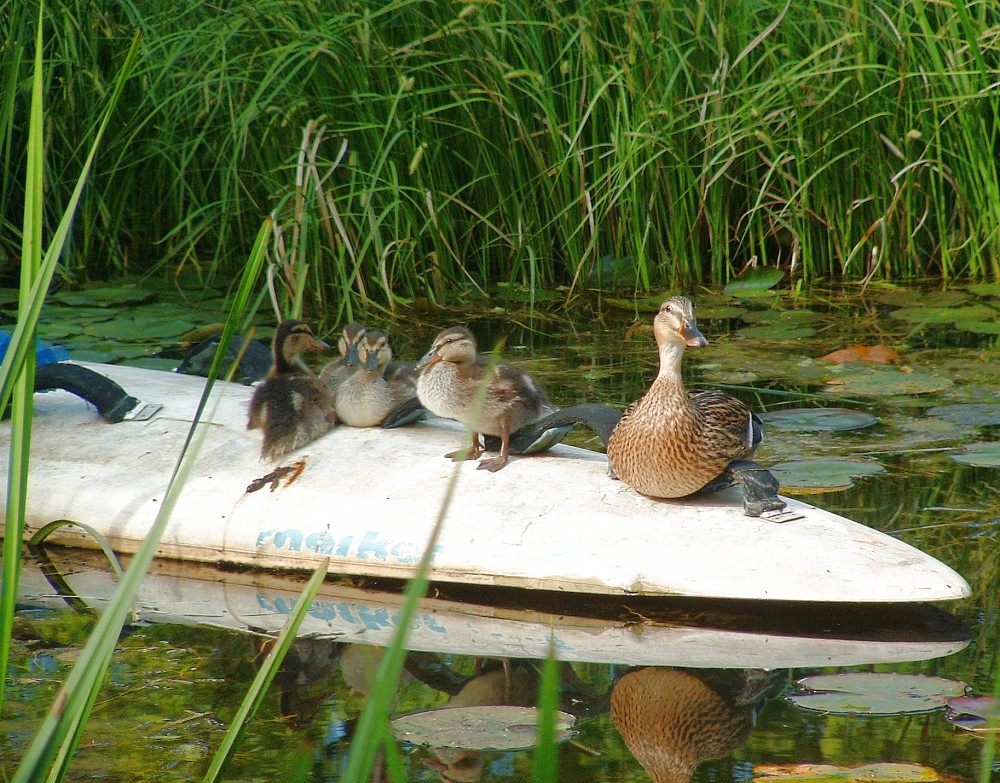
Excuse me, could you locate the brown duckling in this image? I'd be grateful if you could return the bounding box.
[415,326,553,472]
[247,320,334,460]
[319,321,366,396]
[606,296,785,516]
[334,331,416,427]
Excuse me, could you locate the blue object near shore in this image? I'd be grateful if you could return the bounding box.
[0,332,70,366]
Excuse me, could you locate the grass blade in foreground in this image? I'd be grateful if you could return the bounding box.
[0,1,44,712]
[10,221,268,783]
[202,557,330,783]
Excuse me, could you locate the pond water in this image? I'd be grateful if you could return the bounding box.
[2,282,999,781]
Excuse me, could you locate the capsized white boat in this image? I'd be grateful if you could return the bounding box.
[0,361,970,602]
[18,548,970,669]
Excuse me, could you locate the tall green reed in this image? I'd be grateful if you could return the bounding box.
[0,8,140,710]
[2,0,998,310]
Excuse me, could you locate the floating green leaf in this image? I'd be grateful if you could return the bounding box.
[735,325,816,340]
[770,458,884,491]
[889,304,992,324]
[874,288,968,308]
[754,762,941,782]
[949,442,1000,468]
[723,266,784,296]
[966,283,1000,298]
[789,673,967,715]
[927,404,1000,426]
[51,284,157,307]
[694,305,747,320]
[83,318,195,341]
[391,706,575,751]
[740,309,823,325]
[761,408,878,432]
[958,320,1000,335]
[823,366,952,397]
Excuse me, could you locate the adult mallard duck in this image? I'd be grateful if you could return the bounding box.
[606,296,785,517]
[248,320,335,460]
[415,326,553,472]
[335,331,416,427]
[319,321,366,396]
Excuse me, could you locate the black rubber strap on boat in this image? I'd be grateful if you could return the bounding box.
[34,363,141,423]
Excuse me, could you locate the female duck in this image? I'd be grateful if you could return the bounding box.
[335,331,416,427]
[606,296,784,516]
[319,321,366,395]
[248,320,335,460]
[416,326,552,472]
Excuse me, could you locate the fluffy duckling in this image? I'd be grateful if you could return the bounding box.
[606,296,785,516]
[319,322,366,396]
[416,326,553,472]
[247,320,334,460]
[334,331,416,427]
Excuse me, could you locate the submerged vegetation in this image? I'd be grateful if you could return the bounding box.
[2,0,1000,315]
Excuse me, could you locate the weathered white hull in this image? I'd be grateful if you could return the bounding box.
[0,362,970,602]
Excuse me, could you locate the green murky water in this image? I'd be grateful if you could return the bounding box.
[2,282,999,781]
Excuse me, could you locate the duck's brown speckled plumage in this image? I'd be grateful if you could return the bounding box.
[607,296,760,498]
[611,668,765,783]
[416,326,553,471]
[335,331,416,427]
[247,320,334,460]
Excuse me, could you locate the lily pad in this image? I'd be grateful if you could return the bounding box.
[888,304,993,324]
[723,266,784,296]
[874,288,968,308]
[391,706,575,751]
[753,762,941,782]
[949,442,1000,468]
[694,305,747,320]
[945,696,1000,732]
[735,324,816,340]
[958,320,1000,335]
[966,283,1000,298]
[823,366,952,397]
[788,672,967,716]
[740,309,823,325]
[83,318,196,341]
[769,458,884,491]
[760,408,878,432]
[51,283,157,308]
[927,404,1000,426]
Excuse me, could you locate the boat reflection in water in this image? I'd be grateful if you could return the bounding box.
[18,547,970,782]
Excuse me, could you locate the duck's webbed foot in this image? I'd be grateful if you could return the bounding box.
[476,455,509,472]
[725,459,787,518]
[447,434,484,462]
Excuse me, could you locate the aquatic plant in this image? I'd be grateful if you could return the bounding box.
[2,0,999,310]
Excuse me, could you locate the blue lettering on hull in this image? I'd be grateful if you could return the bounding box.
[255,527,440,564]
[255,595,449,635]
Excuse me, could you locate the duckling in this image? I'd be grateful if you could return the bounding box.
[606,296,785,516]
[334,331,416,427]
[247,320,335,460]
[416,326,553,472]
[319,322,366,396]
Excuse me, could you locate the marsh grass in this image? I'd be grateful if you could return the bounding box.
[2,0,998,310]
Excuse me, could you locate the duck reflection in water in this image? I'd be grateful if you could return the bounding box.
[611,667,784,783]
[249,634,782,783]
